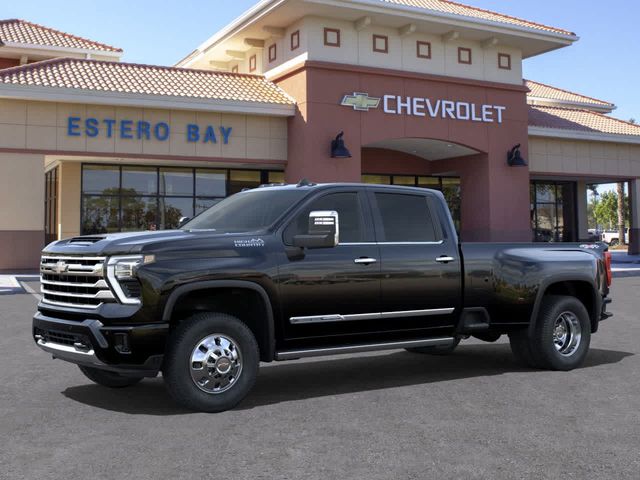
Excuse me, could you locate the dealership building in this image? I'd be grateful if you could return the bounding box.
[1,0,640,270]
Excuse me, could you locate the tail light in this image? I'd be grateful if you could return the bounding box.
[604,251,612,287]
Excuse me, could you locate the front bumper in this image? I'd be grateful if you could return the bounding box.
[33,312,168,377]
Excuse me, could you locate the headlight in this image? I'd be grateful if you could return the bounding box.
[106,255,155,305]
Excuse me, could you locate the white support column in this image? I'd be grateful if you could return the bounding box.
[629,179,640,254]
[576,181,589,241]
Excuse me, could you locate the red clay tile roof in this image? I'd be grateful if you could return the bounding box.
[0,19,122,53]
[0,58,294,105]
[526,79,614,108]
[529,105,640,137]
[377,1,575,36]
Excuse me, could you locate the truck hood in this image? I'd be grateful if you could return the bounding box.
[43,230,268,256]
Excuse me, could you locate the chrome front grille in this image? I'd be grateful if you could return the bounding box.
[40,256,115,309]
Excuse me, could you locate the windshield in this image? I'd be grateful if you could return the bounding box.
[182,189,308,233]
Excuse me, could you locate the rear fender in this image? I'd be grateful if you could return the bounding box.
[528,273,601,335]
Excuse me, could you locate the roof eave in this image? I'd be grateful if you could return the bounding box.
[0,41,123,58]
[176,0,577,68]
[175,0,286,67]
[0,83,296,117]
[335,0,578,40]
[529,126,640,145]
[527,97,616,114]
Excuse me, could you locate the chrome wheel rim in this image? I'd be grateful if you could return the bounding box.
[552,311,582,357]
[190,334,242,394]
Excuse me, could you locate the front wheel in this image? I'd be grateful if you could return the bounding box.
[510,295,591,370]
[163,312,259,412]
[78,365,143,388]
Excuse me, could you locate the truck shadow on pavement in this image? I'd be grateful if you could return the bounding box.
[61,344,633,415]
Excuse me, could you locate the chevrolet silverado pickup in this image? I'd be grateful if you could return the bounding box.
[33,182,613,412]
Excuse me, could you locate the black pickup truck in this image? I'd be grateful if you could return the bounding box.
[33,182,613,412]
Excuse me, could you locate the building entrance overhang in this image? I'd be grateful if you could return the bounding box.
[363,137,480,161]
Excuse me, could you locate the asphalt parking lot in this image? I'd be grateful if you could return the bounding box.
[1,276,639,480]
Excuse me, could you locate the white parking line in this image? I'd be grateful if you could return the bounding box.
[19,281,42,301]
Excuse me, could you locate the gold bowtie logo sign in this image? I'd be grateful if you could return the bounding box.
[340,92,381,112]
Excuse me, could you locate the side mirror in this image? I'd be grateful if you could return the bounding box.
[292,210,339,249]
[178,216,191,228]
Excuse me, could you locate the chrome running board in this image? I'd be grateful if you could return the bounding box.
[275,336,455,361]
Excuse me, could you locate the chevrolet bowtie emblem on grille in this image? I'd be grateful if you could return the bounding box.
[340,92,381,112]
[53,260,68,274]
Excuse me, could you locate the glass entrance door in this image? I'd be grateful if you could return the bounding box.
[530,181,577,242]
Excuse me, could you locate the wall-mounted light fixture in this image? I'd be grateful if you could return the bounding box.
[507,144,527,167]
[330,131,352,158]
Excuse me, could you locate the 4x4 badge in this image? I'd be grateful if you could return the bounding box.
[340,92,381,112]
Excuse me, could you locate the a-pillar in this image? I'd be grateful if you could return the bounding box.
[629,179,640,254]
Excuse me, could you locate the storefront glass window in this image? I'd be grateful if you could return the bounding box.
[80,165,283,235]
[82,196,120,234]
[530,180,576,242]
[229,170,261,194]
[196,169,226,197]
[122,167,157,196]
[160,168,193,196]
[268,171,286,184]
[392,175,416,186]
[361,175,391,185]
[82,165,120,195]
[122,196,158,232]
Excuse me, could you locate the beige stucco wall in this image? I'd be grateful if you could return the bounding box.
[58,162,81,239]
[529,137,640,177]
[0,99,288,161]
[0,152,45,230]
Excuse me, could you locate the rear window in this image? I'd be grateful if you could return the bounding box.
[375,193,438,242]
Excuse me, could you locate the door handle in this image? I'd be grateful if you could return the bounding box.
[354,257,377,265]
[435,256,455,263]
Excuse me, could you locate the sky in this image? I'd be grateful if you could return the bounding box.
[1,0,636,120]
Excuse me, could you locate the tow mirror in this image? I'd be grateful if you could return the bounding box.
[292,210,339,249]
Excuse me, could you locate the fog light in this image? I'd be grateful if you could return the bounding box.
[114,333,131,354]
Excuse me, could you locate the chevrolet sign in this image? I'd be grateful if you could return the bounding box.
[340,92,506,124]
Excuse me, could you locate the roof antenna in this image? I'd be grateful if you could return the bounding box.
[297,178,315,187]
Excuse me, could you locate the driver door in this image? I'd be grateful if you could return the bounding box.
[276,188,381,347]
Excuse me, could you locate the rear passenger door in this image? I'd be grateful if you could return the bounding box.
[368,188,462,335]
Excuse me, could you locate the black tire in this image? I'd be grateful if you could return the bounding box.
[531,295,591,370]
[609,238,619,247]
[78,365,143,388]
[510,295,591,371]
[406,338,461,355]
[163,312,259,413]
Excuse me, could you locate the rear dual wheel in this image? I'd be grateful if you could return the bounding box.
[509,295,591,370]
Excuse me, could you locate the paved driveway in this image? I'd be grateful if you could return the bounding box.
[1,276,638,479]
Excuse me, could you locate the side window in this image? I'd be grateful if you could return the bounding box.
[284,192,365,244]
[374,193,438,242]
